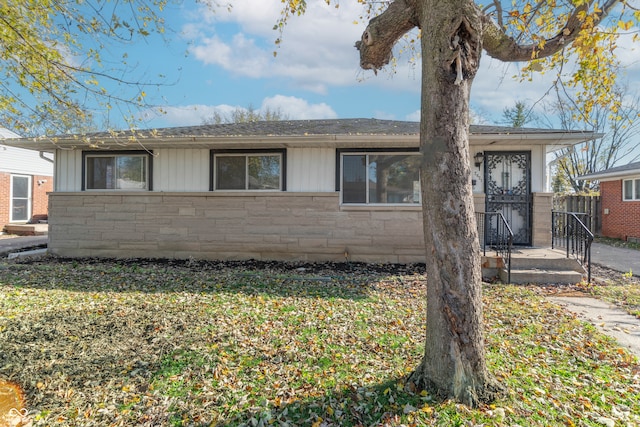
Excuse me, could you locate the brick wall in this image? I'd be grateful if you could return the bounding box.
[0,173,52,230]
[31,175,53,222]
[0,173,9,227]
[600,180,640,240]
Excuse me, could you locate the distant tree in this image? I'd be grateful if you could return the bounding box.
[545,85,640,193]
[502,101,536,128]
[550,161,573,194]
[202,105,289,124]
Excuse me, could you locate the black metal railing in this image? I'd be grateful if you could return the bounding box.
[476,212,514,283]
[551,211,594,283]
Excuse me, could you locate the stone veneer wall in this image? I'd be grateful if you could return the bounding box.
[48,192,556,263]
[532,192,553,247]
[48,192,427,263]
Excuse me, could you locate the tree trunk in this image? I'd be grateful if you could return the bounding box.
[406,0,501,407]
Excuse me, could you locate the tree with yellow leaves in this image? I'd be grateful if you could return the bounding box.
[0,0,168,135]
[282,0,638,406]
[2,0,637,407]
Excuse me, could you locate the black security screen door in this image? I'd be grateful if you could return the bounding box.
[484,151,532,245]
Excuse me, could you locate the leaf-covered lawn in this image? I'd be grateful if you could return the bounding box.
[580,265,640,319]
[0,258,638,426]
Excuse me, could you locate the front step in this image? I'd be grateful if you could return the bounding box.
[489,247,587,284]
[500,268,584,284]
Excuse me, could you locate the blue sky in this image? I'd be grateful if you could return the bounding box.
[89,0,640,135]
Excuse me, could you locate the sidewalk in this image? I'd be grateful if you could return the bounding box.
[590,242,640,276]
[549,296,640,358]
[0,235,48,257]
[548,242,640,359]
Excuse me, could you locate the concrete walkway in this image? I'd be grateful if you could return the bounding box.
[549,296,640,358]
[0,235,48,257]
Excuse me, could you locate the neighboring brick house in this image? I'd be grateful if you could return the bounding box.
[580,161,640,242]
[0,128,54,233]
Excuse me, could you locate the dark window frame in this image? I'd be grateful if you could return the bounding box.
[82,150,153,191]
[336,148,421,205]
[210,149,287,191]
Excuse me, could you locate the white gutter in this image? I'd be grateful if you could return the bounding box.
[580,169,640,181]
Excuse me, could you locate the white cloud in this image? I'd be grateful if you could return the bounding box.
[261,95,337,119]
[471,59,560,123]
[405,110,420,122]
[615,29,640,72]
[187,1,372,93]
[191,33,270,79]
[141,95,337,127]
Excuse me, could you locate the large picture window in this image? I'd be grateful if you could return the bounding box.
[623,178,640,201]
[84,151,151,190]
[340,151,421,205]
[213,150,285,191]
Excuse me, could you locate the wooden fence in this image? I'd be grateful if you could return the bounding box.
[553,195,601,235]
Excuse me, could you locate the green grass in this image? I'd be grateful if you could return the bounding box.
[0,258,638,426]
[583,277,640,318]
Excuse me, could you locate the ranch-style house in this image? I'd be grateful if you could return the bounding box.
[3,119,598,263]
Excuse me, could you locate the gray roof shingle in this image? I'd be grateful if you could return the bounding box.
[53,118,583,139]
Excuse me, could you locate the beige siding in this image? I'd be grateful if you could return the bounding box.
[287,147,335,192]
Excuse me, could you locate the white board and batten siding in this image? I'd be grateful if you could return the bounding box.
[55,150,83,191]
[287,147,335,192]
[154,149,209,192]
[54,147,336,193]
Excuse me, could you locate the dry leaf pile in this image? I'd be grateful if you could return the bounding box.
[0,257,638,426]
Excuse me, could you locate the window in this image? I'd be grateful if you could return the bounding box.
[623,178,640,201]
[340,151,421,205]
[11,175,31,222]
[212,150,285,191]
[83,151,151,190]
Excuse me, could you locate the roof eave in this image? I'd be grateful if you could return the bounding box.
[579,169,640,181]
[1,130,601,152]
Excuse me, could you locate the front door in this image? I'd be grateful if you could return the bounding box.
[10,175,31,223]
[484,152,532,245]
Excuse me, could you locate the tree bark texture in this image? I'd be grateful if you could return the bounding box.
[357,0,621,408]
[409,0,501,406]
[357,0,500,406]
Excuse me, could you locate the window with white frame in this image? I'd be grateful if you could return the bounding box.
[340,151,421,205]
[212,150,285,191]
[84,151,151,190]
[10,175,31,222]
[623,178,640,201]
